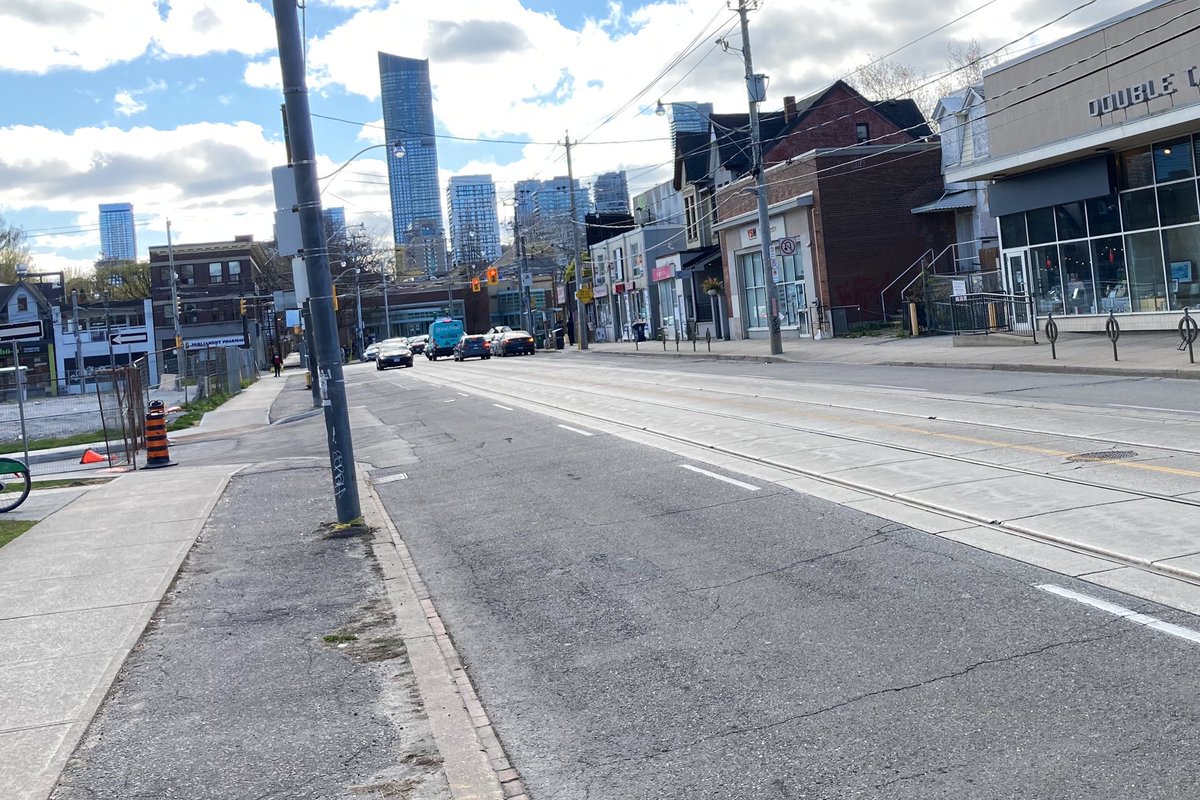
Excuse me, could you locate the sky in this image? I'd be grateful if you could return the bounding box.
[0,0,1139,276]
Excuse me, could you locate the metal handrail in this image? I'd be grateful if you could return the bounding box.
[879,248,933,322]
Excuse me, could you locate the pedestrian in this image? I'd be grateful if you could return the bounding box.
[565,319,574,347]
[271,350,283,378]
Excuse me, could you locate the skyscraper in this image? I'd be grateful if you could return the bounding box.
[593,171,630,214]
[98,202,136,262]
[447,176,501,265]
[379,52,446,275]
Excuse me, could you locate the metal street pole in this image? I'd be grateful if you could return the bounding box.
[738,0,783,355]
[564,132,588,350]
[272,0,361,523]
[382,269,391,339]
[166,219,185,379]
[71,289,84,392]
[355,271,363,354]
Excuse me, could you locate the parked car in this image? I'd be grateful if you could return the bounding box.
[496,329,536,356]
[484,325,512,348]
[407,334,429,354]
[453,334,492,361]
[426,318,465,360]
[375,340,413,370]
[361,342,381,362]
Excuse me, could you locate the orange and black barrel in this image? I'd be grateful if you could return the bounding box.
[144,399,177,469]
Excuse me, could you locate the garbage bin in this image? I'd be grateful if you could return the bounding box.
[633,321,648,342]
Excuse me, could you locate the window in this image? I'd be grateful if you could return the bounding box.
[613,247,624,281]
[1026,207,1056,245]
[739,250,767,328]
[1054,202,1087,241]
[1120,188,1158,231]
[209,263,223,283]
[631,242,643,278]
[855,123,869,145]
[1125,230,1166,311]
[1085,195,1121,236]
[684,195,699,242]
[1118,146,1154,190]
[177,265,194,286]
[999,213,1027,247]
[16,295,28,312]
[1030,244,1063,315]
[1162,224,1200,310]
[1157,182,1199,227]
[1154,138,1194,183]
[1092,237,1129,313]
[228,261,242,281]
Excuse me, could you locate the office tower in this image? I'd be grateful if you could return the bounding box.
[379,51,446,275]
[593,171,630,213]
[667,102,713,137]
[98,202,136,262]
[447,175,501,265]
[322,207,346,238]
[514,179,540,230]
[532,176,589,226]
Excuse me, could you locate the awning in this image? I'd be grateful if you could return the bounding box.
[911,190,976,215]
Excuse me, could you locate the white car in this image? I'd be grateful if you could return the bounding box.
[361,342,381,362]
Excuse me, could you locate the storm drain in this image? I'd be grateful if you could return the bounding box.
[1067,450,1138,463]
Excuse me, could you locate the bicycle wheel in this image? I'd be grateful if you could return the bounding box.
[0,457,32,513]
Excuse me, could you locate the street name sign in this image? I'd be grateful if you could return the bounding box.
[0,320,44,343]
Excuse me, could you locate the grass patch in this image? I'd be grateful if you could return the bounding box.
[32,477,114,491]
[323,633,358,644]
[0,519,35,549]
[0,430,110,455]
[167,392,233,431]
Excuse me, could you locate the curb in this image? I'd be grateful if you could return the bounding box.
[878,360,1200,380]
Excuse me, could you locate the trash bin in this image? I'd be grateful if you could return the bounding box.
[633,322,648,342]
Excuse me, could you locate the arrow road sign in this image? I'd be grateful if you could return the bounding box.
[779,237,797,255]
[109,330,149,346]
[0,320,44,343]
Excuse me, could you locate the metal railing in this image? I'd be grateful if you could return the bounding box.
[928,292,1036,338]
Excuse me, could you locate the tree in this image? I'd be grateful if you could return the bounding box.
[847,39,1004,117]
[94,262,152,300]
[0,215,31,284]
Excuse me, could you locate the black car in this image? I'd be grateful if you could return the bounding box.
[407,334,428,354]
[496,330,536,356]
[453,334,491,361]
[375,341,414,370]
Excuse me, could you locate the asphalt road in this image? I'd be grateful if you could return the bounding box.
[359,359,1200,799]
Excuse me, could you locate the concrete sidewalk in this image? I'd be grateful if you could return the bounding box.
[0,376,290,800]
[582,329,1200,378]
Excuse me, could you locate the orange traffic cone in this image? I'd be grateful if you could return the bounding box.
[80,448,108,465]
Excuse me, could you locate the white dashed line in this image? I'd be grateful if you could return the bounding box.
[1037,584,1200,646]
[457,392,469,397]
[557,424,594,437]
[680,464,760,491]
[493,403,514,411]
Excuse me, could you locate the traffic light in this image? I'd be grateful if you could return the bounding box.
[486,267,499,285]
[239,298,247,316]
[471,277,481,293]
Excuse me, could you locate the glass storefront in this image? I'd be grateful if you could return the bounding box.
[1000,132,1200,314]
[738,249,808,333]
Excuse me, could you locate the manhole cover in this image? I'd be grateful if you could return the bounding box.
[1067,450,1137,463]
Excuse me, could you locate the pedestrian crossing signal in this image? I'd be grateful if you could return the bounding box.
[486,267,499,285]
[471,277,481,293]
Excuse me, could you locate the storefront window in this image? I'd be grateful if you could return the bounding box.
[1092,237,1129,313]
[1055,202,1087,240]
[999,213,1027,247]
[1118,146,1154,189]
[1125,230,1167,312]
[739,251,767,329]
[1060,241,1095,314]
[1157,182,1199,227]
[1154,138,1194,182]
[1030,245,1063,315]
[1085,194,1121,236]
[1162,224,1200,310]
[1026,207,1056,244]
[1120,188,1157,231]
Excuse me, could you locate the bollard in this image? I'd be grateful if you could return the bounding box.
[1105,311,1120,362]
[143,399,177,469]
[1180,308,1198,364]
[1045,313,1059,360]
[675,331,680,351]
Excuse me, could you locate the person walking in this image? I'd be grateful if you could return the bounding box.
[271,350,283,378]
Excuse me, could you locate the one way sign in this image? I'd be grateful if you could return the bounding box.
[109,330,149,346]
[0,320,44,343]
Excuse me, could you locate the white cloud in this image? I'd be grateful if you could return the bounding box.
[114,90,147,116]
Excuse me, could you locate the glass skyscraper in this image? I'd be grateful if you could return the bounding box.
[379,52,445,275]
[593,171,630,213]
[98,202,136,262]
[447,175,501,264]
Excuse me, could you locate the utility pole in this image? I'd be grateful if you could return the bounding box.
[71,289,83,392]
[166,219,186,379]
[382,268,392,339]
[737,0,783,355]
[564,132,588,350]
[272,0,361,523]
[354,269,363,355]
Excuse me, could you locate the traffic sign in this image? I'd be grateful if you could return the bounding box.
[779,237,797,255]
[576,286,594,303]
[109,330,149,346]
[0,320,44,343]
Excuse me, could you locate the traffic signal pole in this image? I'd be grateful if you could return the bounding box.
[564,132,587,350]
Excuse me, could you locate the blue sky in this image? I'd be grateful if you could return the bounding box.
[0,0,1132,275]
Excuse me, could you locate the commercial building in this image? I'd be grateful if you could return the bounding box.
[593,171,630,213]
[378,52,446,275]
[947,0,1200,330]
[447,175,502,265]
[98,202,137,263]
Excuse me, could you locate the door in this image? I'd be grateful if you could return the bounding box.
[1003,250,1031,330]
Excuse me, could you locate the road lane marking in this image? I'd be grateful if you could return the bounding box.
[457,392,469,397]
[680,464,760,491]
[557,424,594,437]
[493,403,514,411]
[1108,403,1195,415]
[375,472,408,484]
[1038,584,1200,645]
[864,384,929,392]
[443,399,455,403]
